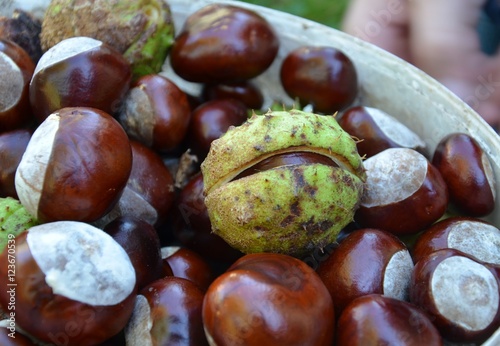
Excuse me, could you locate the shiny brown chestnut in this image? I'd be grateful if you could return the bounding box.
[355,148,449,236]
[161,246,214,291]
[187,99,248,159]
[30,36,131,122]
[410,248,500,343]
[96,140,175,228]
[338,106,426,158]
[201,81,264,110]
[280,45,358,113]
[0,129,31,199]
[316,228,414,318]
[412,216,500,265]
[15,107,132,223]
[170,3,279,83]
[336,294,443,346]
[119,74,191,153]
[0,39,35,132]
[104,216,164,291]
[0,221,137,346]
[432,132,496,216]
[172,172,243,263]
[125,276,208,346]
[202,253,335,345]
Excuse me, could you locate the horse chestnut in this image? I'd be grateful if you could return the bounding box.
[355,148,448,235]
[202,253,335,345]
[30,36,131,122]
[15,107,132,223]
[201,110,365,257]
[0,221,136,346]
[170,3,279,83]
[432,132,496,216]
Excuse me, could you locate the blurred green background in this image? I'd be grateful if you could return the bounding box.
[240,0,349,29]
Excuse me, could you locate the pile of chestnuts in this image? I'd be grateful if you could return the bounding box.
[0,0,499,345]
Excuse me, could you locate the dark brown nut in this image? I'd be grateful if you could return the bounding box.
[0,39,35,132]
[160,246,214,291]
[0,222,137,346]
[104,216,164,291]
[280,45,358,113]
[355,148,449,236]
[412,216,500,265]
[125,277,208,346]
[0,129,31,199]
[30,36,132,122]
[317,228,414,317]
[338,106,426,158]
[97,139,176,228]
[118,74,191,153]
[410,248,500,343]
[170,3,279,83]
[432,132,496,217]
[201,81,264,110]
[202,253,335,345]
[187,98,248,159]
[15,107,132,223]
[336,294,443,346]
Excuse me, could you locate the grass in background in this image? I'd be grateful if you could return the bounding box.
[240,0,349,29]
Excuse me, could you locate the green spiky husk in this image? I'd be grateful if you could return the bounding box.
[201,109,366,257]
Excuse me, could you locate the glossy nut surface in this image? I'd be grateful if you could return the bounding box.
[412,216,500,265]
[336,294,443,346]
[201,81,264,110]
[126,276,208,346]
[432,132,496,216]
[0,129,31,199]
[119,74,191,153]
[15,107,132,223]
[316,228,414,317]
[104,216,164,291]
[0,39,35,132]
[338,106,426,158]
[355,148,448,235]
[280,46,357,113]
[126,140,175,226]
[29,36,131,122]
[410,248,500,343]
[202,253,335,345]
[170,3,279,83]
[161,246,214,291]
[188,99,248,159]
[0,222,136,346]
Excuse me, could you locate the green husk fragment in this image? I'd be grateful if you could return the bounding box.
[0,197,39,253]
[41,0,175,80]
